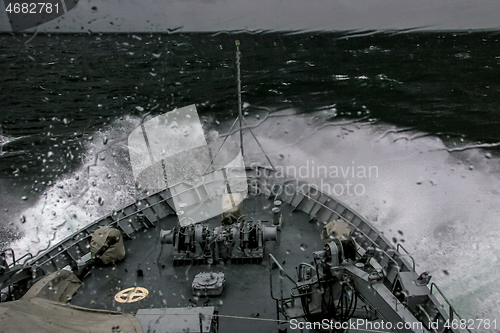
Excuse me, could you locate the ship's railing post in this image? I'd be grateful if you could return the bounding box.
[396,243,416,272]
[269,253,298,323]
[1,248,15,267]
[16,253,33,266]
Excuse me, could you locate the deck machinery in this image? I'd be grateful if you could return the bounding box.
[161,216,277,265]
[269,236,466,332]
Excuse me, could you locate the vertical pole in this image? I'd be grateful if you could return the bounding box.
[235,40,244,157]
[199,312,204,333]
[0,124,3,156]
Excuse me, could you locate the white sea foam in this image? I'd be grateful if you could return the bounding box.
[8,115,142,259]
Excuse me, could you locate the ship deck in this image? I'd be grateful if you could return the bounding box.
[71,193,325,333]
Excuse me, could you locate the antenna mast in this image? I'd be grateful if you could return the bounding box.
[205,40,275,173]
[0,124,3,156]
[235,40,244,157]
[234,40,275,170]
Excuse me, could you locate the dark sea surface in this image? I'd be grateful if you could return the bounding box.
[1,31,500,322]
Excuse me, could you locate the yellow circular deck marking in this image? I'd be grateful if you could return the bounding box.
[114,287,149,303]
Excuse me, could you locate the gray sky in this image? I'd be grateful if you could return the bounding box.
[1,0,500,32]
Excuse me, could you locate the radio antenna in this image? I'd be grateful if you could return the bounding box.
[234,40,275,170]
[235,40,244,156]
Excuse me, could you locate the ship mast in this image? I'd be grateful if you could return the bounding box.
[204,40,275,174]
[235,40,244,157]
[234,40,275,170]
[0,124,3,156]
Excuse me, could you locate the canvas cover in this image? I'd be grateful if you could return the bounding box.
[90,227,126,264]
[0,297,143,333]
[0,269,143,333]
[322,219,352,243]
[22,269,81,303]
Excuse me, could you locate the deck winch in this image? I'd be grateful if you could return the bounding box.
[161,216,277,265]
